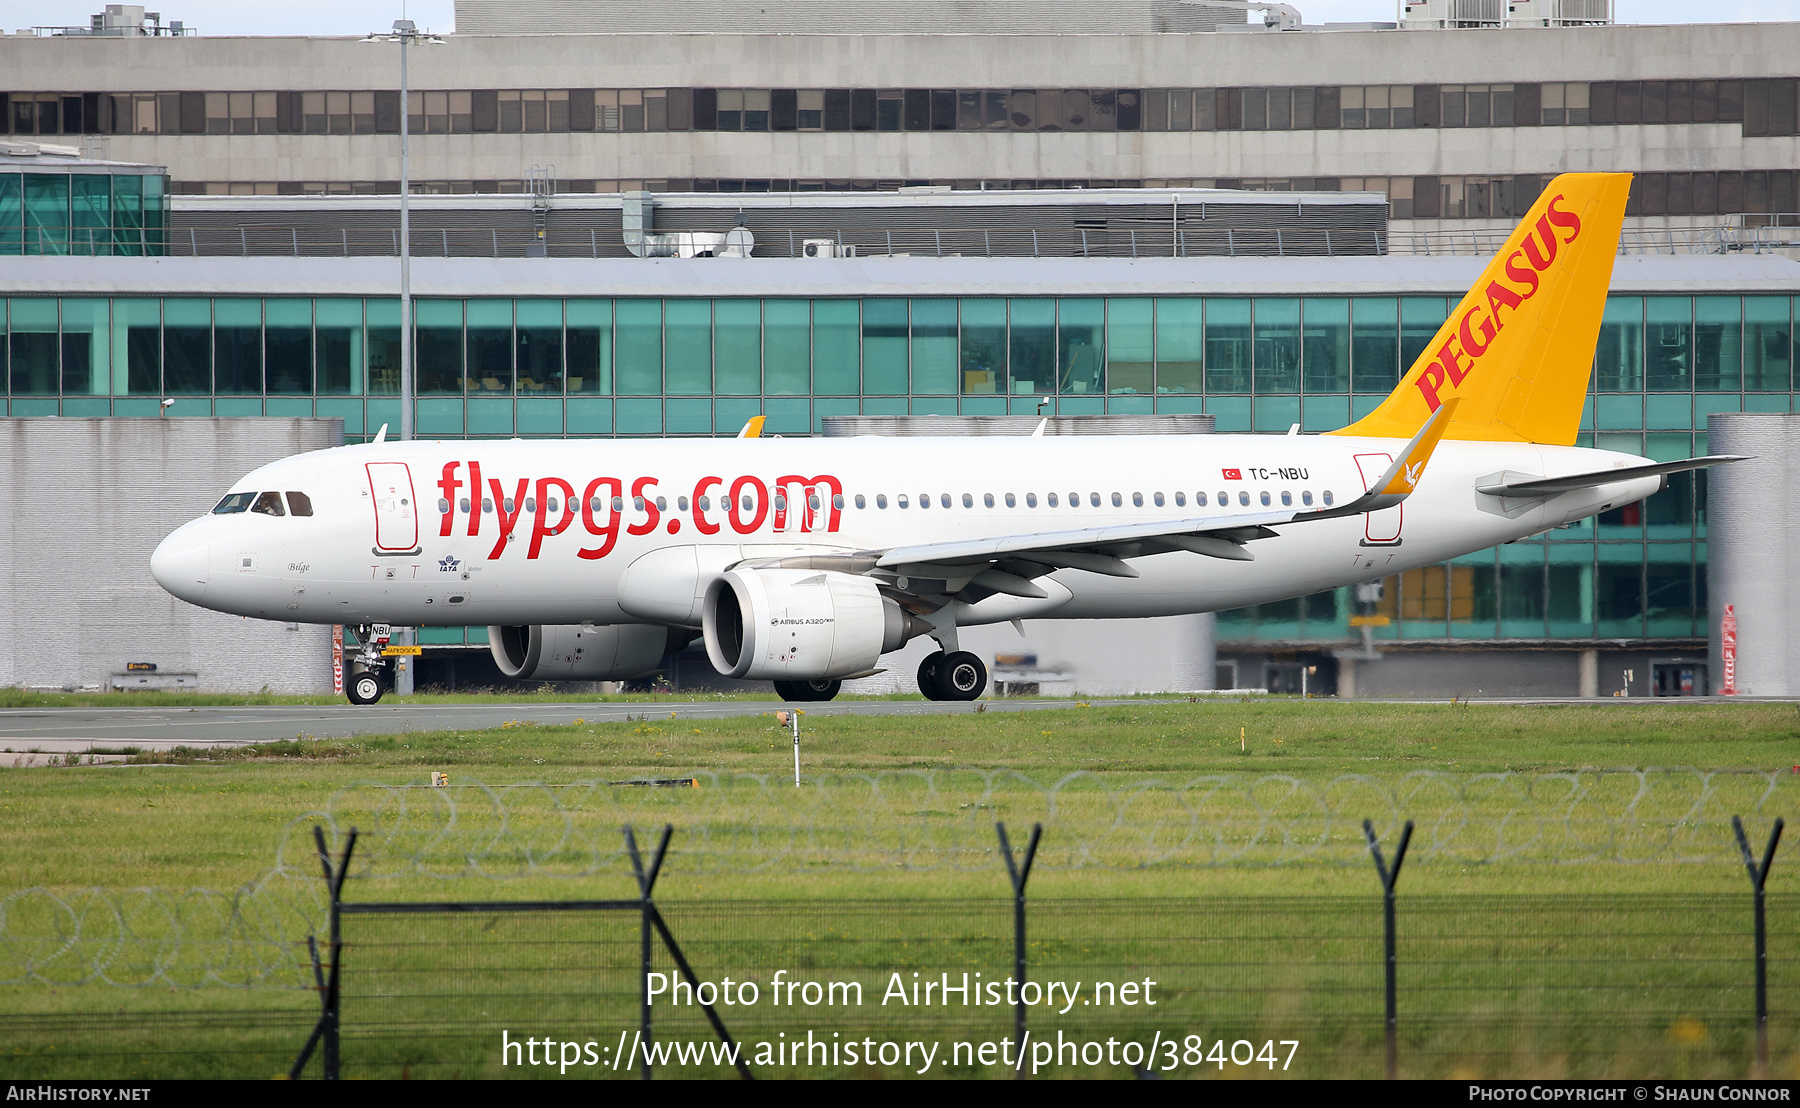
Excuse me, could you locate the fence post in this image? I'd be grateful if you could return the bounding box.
[995,821,1042,1079]
[1363,818,1412,1081]
[625,823,672,1080]
[1732,815,1784,1078]
[289,824,357,1080]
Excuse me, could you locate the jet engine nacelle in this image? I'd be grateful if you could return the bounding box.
[702,568,917,681]
[488,623,674,681]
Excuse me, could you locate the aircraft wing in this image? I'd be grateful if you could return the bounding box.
[1475,455,1745,498]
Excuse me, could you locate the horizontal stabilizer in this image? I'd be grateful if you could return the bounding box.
[1475,455,1746,498]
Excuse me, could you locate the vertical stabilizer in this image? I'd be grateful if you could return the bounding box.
[1330,172,1631,446]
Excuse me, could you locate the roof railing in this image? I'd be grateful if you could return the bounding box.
[14,215,1800,260]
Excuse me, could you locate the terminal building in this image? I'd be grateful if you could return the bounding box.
[2,3,1797,696]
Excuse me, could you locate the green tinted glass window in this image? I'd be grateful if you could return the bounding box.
[515,299,562,395]
[764,299,811,395]
[8,299,59,395]
[1106,299,1151,396]
[364,299,398,396]
[1254,298,1301,393]
[22,174,69,255]
[1205,299,1250,393]
[616,300,662,394]
[465,298,512,394]
[1351,297,1399,394]
[1744,297,1791,391]
[111,299,160,395]
[162,298,211,395]
[1153,298,1201,394]
[0,175,21,255]
[216,298,264,395]
[1595,296,1643,391]
[1645,297,1691,392]
[664,299,712,395]
[862,299,908,395]
[565,299,611,395]
[315,298,363,395]
[1692,296,1740,391]
[59,298,108,396]
[714,300,760,394]
[265,298,313,395]
[1058,298,1104,396]
[1302,298,1349,392]
[813,300,859,394]
[111,175,144,255]
[414,299,464,394]
[1007,299,1055,396]
[71,175,110,253]
[958,298,1005,395]
[911,299,958,395]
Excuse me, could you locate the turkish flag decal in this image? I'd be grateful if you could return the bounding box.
[1221,468,1242,480]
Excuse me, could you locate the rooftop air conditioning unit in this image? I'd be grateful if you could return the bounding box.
[801,238,854,259]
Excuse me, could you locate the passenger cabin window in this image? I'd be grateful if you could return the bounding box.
[251,490,286,516]
[212,491,255,514]
[877,494,888,509]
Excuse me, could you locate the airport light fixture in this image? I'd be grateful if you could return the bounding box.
[362,19,445,443]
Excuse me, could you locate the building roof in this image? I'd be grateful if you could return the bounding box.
[4,252,1797,298]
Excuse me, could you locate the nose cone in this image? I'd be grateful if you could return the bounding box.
[151,521,211,604]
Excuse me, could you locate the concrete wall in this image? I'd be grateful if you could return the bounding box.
[1327,647,1706,698]
[5,23,1796,189]
[0,418,343,694]
[844,613,1216,695]
[1707,412,1800,696]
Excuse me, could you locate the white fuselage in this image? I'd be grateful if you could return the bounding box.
[150,433,1660,630]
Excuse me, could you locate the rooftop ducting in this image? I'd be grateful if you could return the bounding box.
[622,192,754,259]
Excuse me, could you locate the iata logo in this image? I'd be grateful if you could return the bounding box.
[439,555,461,573]
[1415,194,1583,411]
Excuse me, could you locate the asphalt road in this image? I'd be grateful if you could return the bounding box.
[0,694,1770,753]
[0,697,1147,751]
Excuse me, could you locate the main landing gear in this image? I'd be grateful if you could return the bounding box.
[918,651,987,702]
[773,678,842,702]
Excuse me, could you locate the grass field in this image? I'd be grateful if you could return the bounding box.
[2,698,1797,1079]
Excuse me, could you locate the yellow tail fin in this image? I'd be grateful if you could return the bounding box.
[1329,172,1632,446]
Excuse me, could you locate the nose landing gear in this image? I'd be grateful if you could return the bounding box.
[346,667,385,705]
[917,650,987,702]
[345,623,392,705]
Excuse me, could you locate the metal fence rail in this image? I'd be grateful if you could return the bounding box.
[1,769,1788,996]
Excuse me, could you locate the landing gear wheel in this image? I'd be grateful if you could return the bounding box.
[917,653,948,701]
[940,651,987,701]
[773,679,842,702]
[346,669,385,706]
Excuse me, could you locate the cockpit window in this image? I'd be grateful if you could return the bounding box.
[212,491,255,514]
[286,491,314,517]
[251,490,286,517]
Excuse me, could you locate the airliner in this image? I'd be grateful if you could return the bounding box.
[151,173,1736,704]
